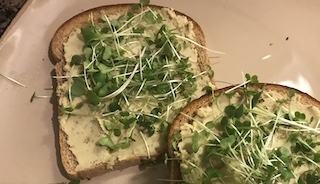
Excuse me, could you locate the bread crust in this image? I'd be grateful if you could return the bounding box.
[50,4,211,180]
[167,83,320,183]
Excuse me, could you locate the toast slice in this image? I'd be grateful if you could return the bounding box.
[168,83,320,183]
[50,3,214,180]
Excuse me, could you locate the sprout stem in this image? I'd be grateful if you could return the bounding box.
[139,131,151,159]
[0,73,26,87]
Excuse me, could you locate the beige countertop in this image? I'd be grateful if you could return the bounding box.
[0,0,27,36]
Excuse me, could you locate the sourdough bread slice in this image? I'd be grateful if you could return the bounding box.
[50,4,213,180]
[168,83,320,184]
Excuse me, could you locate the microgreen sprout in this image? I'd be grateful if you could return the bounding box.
[44,86,53,90]
[30,92,51,102]
[139,130,151,159]
[101,62,139,99]
[225,80,251,94]
[174,34,225,55]
[97,118,110,135]
[0,73,26,87]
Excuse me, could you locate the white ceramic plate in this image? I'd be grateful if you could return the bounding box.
[1,0,320,183]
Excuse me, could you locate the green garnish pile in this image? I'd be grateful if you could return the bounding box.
[172,75,320,184]
[62,0,212,151]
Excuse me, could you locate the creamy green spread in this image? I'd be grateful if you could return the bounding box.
[174,84,320,184]
[57,7,213,171]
